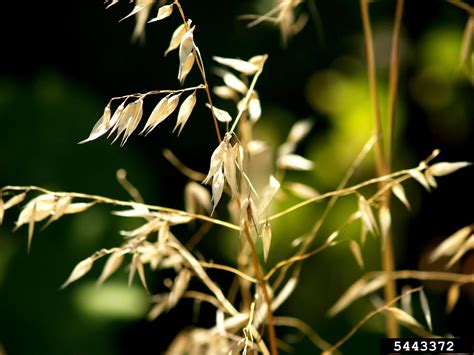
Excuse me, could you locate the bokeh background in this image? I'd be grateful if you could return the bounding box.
[0,0,473,354]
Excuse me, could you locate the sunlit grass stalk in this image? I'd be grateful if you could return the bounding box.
[243,223,278,355]
[359,0,399,338]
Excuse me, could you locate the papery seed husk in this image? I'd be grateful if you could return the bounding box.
[446,283,461,313]
[128,253,146,288]
[122,98,144,145]
[147,296,169,320]
[222,71,248,95]
[446,235,474,269]
[174,90,197,135]
[262,222,272,262]
[148,4,173,23]
[401,285,413,315]
[50,196,73,223]
[28,202,36,252]
[247,140,268,155]
[121,218,162,238]
[223,144,238,197]
[178,52,195,85]
[113,101,140,144]
[213,86,238,100]
[419,289,432,331]
[163,93,181,120]
[392,182,410,210]
[165,21,190,56]
[107,102,126,138]
[136,254,148,290]
[203,141,226,184]
[205,103,232,123]
[385,307,425,330]
[142,93,181,136]
[61,257,94,289]
[168,269,191,309]
[4,192,27,210]
[378,205,391,249]
[429,226,471,262]
[64,202,95,215]
[429,162,471,176]
[120,1,151,22]
[98,251,125,285]
[157,213,193,225]
[79,106,112,144]
[141,96,170,135]
[248,55,267,69]
[409,169,430,191]
[277,141,296,158]
[211,169,225,212]
[287,119,313,144]
[213,56,259,75]
[158,222,169,245]
[112,203,150,217]
[16,194,57,228]
[425,171,438,188]
[131,0,154,43]
[248,93,261,123]
[277,154,314,171]
[358,195,378,235]
[349,240,364,269]
[178,30,195,84]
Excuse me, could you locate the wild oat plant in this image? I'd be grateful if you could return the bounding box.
[1,0,473,354]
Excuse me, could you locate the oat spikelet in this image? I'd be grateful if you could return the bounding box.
[349,240,364,269]
[141,93,181,135]
[248,92,261,123]
[178,29,195,84]
[428,161,471,177]
[385,307,426,330]
[221,70,248,94]
[168,269,191,309]
[358,195,378,235]
[148,4,173,23]
[213,86,239,100]
[174,90,197,135]
[446,283,461,313]
[391,182,410,209]
[3,192,27,210]
[429,226,472,263]
[165,20,191,56]
[61,257,94,289]
[79,105,112,144]
[131,0,154,43]
[277,154,314,171]
[205,103,232,123]
[97,251,126,285]
[213,56,260,75]
[419,289,432,331]
[262,222,272,262]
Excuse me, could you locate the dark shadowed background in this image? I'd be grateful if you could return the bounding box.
[0,0,473,354]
